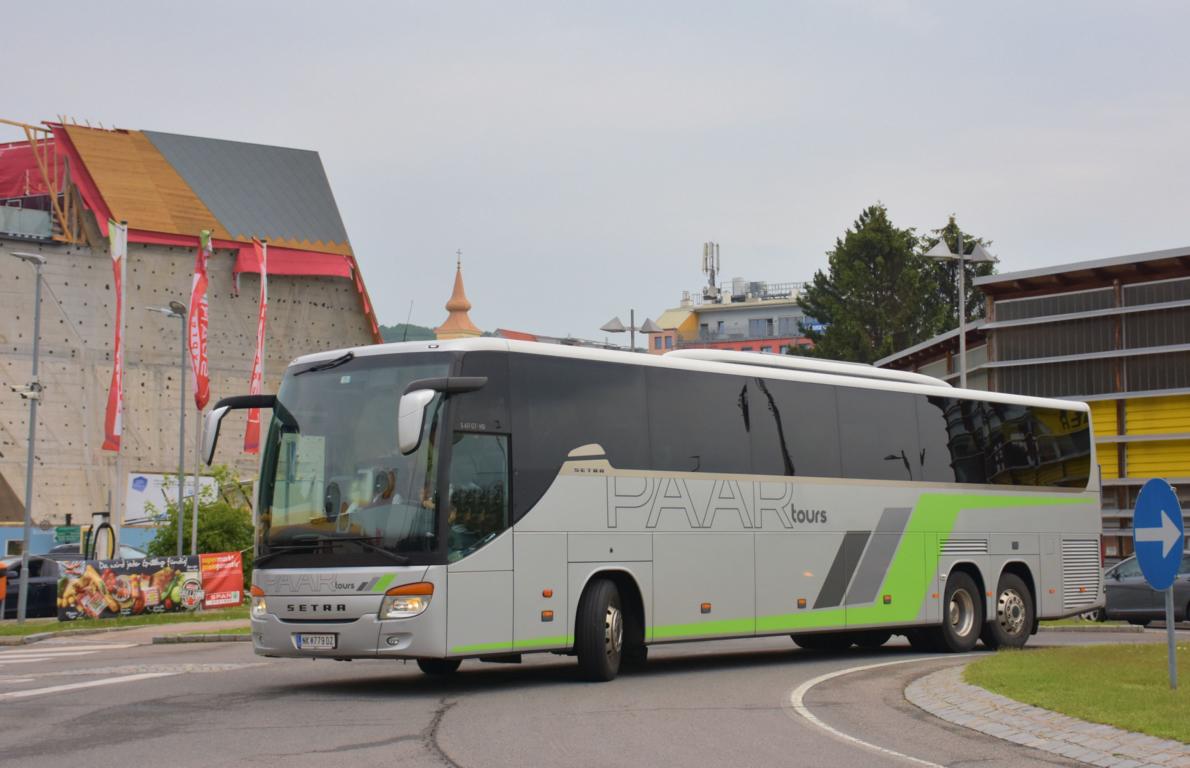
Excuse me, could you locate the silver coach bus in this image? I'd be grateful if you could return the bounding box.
[203,339,1102,681]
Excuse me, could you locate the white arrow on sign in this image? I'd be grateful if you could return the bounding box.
[1136,509,1182,558]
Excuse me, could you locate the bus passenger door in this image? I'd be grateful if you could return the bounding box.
[445,432,514,657]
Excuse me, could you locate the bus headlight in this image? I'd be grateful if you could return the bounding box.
[250,585,268,618]
[379,582,434,619]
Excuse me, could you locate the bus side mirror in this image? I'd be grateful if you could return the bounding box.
[203,406,231,465]
[399,389,436,455]
[203,394,278,465]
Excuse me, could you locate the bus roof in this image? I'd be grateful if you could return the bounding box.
[289,337,1090,413]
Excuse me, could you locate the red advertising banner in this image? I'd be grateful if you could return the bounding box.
[188,229,212,410]
[101,220,127,451]
[243,238,268,453]
[200,551,244,609]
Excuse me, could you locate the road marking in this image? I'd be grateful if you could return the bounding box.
[0,643,137,656]
[1,656,103,665]
[788,655,952,768]
[0,672,177,701]
[0,643,139,666]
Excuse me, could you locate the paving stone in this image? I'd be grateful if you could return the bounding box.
[904,664,1190,768]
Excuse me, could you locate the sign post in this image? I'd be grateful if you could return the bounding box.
[1132,478,1184,690]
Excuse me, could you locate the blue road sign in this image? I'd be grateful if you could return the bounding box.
[1132,478,1185,591]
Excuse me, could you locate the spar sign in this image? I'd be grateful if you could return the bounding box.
[200,551,244,609]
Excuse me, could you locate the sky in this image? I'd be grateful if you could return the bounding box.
[5,1,1190,340]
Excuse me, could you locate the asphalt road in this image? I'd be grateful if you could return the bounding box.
[0,627,1179,768]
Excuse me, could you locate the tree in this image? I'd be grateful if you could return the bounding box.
[146,465,254,588]
[797,204,937,363]
[918,216,996,331]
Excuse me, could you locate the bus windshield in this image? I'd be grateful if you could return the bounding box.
[257,353,452,566]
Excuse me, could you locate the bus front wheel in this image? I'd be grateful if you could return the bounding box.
[417,658,461,676]
[575,579,623,682]
[980,573,1033,650]
[928,571,984,652]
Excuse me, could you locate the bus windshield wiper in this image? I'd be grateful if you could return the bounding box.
[255,535,410,565]
[295,351,354,376]
[325,536,410,564]
[254,543,318,567]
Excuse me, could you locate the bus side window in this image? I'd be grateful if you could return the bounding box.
[447,432,511,561]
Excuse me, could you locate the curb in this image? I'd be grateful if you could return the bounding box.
[906,664,1190,767]
[1039,625,1144,633]
[153,634,251,644]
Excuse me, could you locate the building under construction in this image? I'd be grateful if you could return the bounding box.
[0,118,380,543]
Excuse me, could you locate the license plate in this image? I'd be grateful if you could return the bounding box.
[294,633,337,650]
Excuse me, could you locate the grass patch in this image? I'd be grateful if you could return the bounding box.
[0,605,248,637]
[181,626,250,637]
[965,643,1190,743]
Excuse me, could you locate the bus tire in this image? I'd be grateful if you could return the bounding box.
[791,632,854,651]
[417,658,461,676]
[575,579,623,682]
[929,571,983,652]
[980,573,1033,650]
[853,630,892,649]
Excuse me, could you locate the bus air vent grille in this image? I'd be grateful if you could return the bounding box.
[1060,539,1101,611]
[939,538,988,555]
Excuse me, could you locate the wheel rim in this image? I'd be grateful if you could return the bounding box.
[605,604,623,656]
[997,588,1027,636]
[948,588,975,638]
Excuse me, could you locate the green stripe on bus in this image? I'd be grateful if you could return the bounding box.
[452,493,1089,650]
[372,574,396,593]
[664,493,1086,637]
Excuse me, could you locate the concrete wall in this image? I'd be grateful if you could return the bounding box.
[0,236,373,527]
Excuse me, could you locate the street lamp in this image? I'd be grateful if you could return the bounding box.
[9,251,45,624]
[146,300,188,556]
[923,223,997,388]
[600,311,661,352]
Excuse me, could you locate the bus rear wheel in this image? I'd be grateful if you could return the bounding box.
[980,573,1033,650]
[791,632,854,651]
[575,579,623,682]
[926,571,984,652]
[417,658,461,676]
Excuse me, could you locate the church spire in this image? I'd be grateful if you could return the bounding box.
[435,251,482,339]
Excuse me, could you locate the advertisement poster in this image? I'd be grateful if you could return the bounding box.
[57,553,243,621]
[123,473,219,526]
[200,551,244,609]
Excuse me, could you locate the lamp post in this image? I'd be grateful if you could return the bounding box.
[147,300,188,556]
[923,221,997,388]
[10,251,45,624]
[600,311,662,352]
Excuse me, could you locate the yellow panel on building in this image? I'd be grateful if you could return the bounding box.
[1126,395,1190,436]
[1097,443,1119,480]
[1089,399,1117,437]
[1126,441,1190,479]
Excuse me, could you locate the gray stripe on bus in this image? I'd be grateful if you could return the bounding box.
[844,507,912,605]
[814,530,870,609]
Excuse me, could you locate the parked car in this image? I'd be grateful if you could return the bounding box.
[1102,552,1190,625]
[43,543,148,561]
[1,556,60,619]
